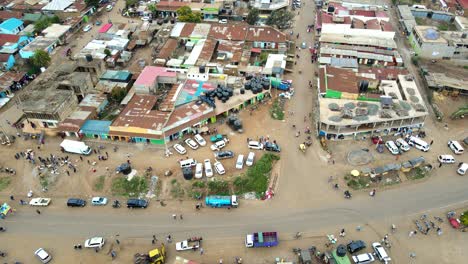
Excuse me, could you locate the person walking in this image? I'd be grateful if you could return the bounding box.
[430,140,434,145]
[172,214,177,220]
[66,170,70,176]
[439,162,442,168]
[180,214,183,220]
[10,195,14,201]
[200,247,204,255]
[36,209,41,215]
[80,156,83,161]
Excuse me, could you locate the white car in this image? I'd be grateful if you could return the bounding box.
[185,138,199,150]
[85,237,105,248]
[194,134,206,146]
[245,152,255,166]
[219,19,227,24]
[195,163,203,179]
[248,141,263,150]
[173,144,187,155]
[83,24,92,32]
[34,248,52,263]
[29,198,51,206]
[210,139,227,151]
[106,4,113,11]
[214,161,225,175]
[236,154,244,170]
[448,140,464,155]
[141,16,150,21]
[204,159,213,177]
[438,155,455,164]
[372,242,391,263]
[91,197,108,206]
[352,253,375,263]
[395,138,410,152]
[385,141,400,155]
[458,163,468,175]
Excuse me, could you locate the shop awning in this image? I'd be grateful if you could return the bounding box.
[251,48,261,53]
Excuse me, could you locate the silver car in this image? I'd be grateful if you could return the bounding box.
[35,248,52,263]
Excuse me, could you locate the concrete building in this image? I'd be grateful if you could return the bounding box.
[0,18,24,34]
[409,26,455,59]
[19,36,57,59]
[249,0,290,11]
[133,66,178,94]
[424,72,468,96]
[41,23,71,45]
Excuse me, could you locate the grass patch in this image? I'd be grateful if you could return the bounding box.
[269,98,285,120]
[93,175,105,191]
[461,211,468,226]
[111,176,148,196]
[347,176,371,190]
[39,177,49,189]
[0,177,11,191]
[233,153,280,195]
[406,167,428,180]
[170,179,185,198]
[207,179,230,195]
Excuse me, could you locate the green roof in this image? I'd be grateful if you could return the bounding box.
[23,13,46,22]
[100,70,132,82]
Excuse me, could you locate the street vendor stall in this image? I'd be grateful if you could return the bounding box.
[0,203,13,219]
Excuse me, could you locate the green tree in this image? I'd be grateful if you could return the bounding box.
[246,8,260,25]
[84,0,99,7]
[104,49,111,56]
[148,4,157,16]
[266,9,294,29]
[176,6,202,23]
[110,87,128,102]
[34,18,52,33]
[31,50,51,68]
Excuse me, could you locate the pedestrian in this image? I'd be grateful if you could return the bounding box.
[172,214,177,220]
[116,239,120,245]
[219,258,223,264]
[437,227,442,236]
[87,160,90,165]
[152,239,155,244]
[94,149,97,154]
[430,140,434,145]
[127,159,131,164]
[36,209,41,215]
[332,159,335,165]
[66,170,70,176]
[106,151,109,157]
[10,195,14,201]
[200,247,204,255]
[439,162,442,168]
[153,235,156,241]
[80,156,83,161]
[180,214,183,220]
[384,234,388,241]
[73,167,77,173]
[339,228,346,237]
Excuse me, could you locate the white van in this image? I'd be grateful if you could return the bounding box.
[236,155,244,170]
[448,140,464,155]
[246,152,255,166]
[60,139,92,155]
[372,242,391,263]
[179,158,196,168]
[438,155,455,164]
[407,136,430,152]
[210,140,227,151]
[457,163,468,175]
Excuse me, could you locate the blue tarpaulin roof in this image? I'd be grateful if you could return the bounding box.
[0,18,23,31]
[80,120,111,135]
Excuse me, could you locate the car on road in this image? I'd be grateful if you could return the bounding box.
[385,140,400,155]
[347,240,366,254]
[141,16,150,21]
[219,19,227,24]
[29,198,51,206]
[91,197,108,206]
[264,142,281,152]
[85,237,105,248]
[83,24,92,32]
[67,198,86,207]
[248,141,263,150]
[438,155,455,164]
[448,140,464,154]
[352,253,375,264]
[34,248,52,263]
[194,134,206,146]
[214,150,234,159]
[246,152,255,166]
[395,138,410,152]
[372,242,391,262]
[214,161,225,175]
[126,199,148,208]
[173,143,187,155]
[185,138,199,150]
[458,162,468,175]
[204,159,213,177]
[195,163,203,179]
[236,154,244,170]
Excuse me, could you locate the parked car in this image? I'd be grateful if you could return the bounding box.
[372,242,391,263]
[85,237,105,248]
[67,198,86,207]
[248,141,264,150]
[29,198,51,206]
[34,248,52,263]
[219,19,227,24]
[185,138,199,150]
[264,142,281,152]
[194,134,206,146]
[438,155,455,164]
[352,253,375,264]
[448,140,464,155]
[236,154,244,170]
[347,240,366,254]
[204,159,213,177]
[458,162,468,175]
[182,167,193,180]
[395,138,410,152]
[91,197,108,206]
[106,4,113,11]
[195,163,203,179]
[385,141,400,155]
[210,139,228,151]
[126,199,148,208]
[83,24,92,32]
[245,152,255,166]
[141,16,150,21]
[214,150,234,159]
[214,161,225,175]
[407,136,430,152]
[173,144,187,155]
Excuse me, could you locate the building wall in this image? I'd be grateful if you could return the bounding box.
[1,55,15,70]
[409,32,455,59]
[321,24,395,39]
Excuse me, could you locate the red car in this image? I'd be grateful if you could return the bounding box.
[449,217,461,229]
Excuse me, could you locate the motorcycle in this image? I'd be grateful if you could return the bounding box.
[112,200,121,208]
[0,227,5,232]
[344,190,352,199]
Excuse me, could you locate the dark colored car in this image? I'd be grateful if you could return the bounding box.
[264,142,281,152]
[127,199,148,208]
[214,150,234,159]
[347,240,366,254]
[67,198,86,207]
[182,167,193,180]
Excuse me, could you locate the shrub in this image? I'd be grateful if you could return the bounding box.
[111,176,148,196]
